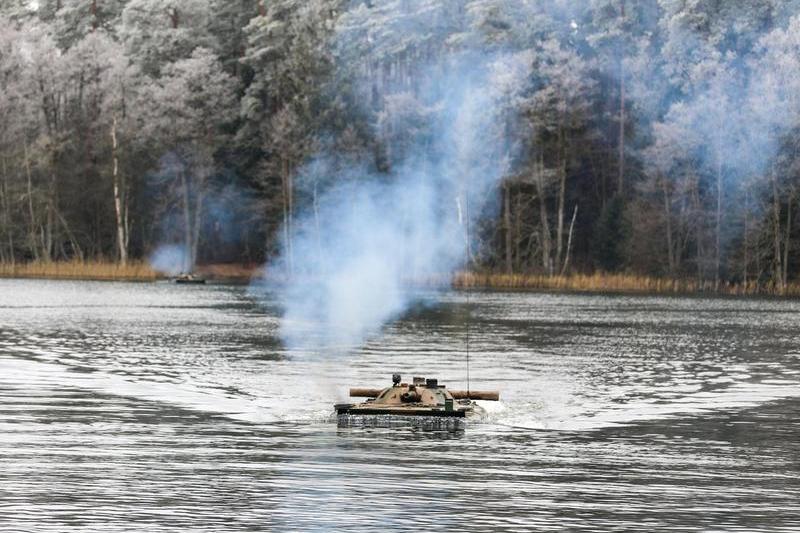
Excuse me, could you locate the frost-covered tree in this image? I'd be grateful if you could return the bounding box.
[31,0,127,49]
[150,48,237,272]
[120,0,217,76]
[64,31,144,264]
[519,38,596,275]
[240,0,339,272]
[0,18,28,263]
[586,0,657,195]
[746,15,800,289]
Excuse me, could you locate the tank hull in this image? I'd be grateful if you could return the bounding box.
[174,277,206,284]
[335,404,469,417]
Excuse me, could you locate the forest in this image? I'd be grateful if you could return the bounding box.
[1,0,799,291]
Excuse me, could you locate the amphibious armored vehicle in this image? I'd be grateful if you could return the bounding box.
[173,273,206,284]
[335,374,499,419]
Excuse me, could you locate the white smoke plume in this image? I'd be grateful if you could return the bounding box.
[268,52,528,354]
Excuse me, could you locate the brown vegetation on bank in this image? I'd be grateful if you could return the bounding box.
[451,271,800,297]
[0,261,264,283]
[0,260,158,281]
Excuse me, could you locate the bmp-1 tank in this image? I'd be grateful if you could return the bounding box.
[173,273,206,284]
[335,374,499,419]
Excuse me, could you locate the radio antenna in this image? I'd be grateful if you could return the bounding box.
[464,194,471,396]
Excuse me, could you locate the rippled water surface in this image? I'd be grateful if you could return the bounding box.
[1,279,799,531]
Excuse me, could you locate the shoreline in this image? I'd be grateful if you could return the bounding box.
[1,261,797,297]
[0,261,262,283]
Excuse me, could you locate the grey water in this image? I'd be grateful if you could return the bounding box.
[1,279,799,532]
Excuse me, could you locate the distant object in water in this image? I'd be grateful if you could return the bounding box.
[173,273,206,284]
[335,374,499,426]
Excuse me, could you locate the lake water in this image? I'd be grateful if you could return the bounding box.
[1,279,799,531]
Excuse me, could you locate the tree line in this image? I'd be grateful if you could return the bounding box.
[0,0,798,289]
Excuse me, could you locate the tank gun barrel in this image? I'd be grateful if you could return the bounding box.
[349,388,383,398]
[349,387,499,401]
[450,390,500,401]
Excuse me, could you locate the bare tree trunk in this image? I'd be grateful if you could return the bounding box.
[690,174,704,283]
[534,157,553,275]
[555,158,566,270]
[111,117,128,265]
[287,161,293,269]
[1,156,13,265]
[0,158,5,264]
[91,0,98,29]
[617,0,626,195]
[23,142,40,261]
[281,158,294,275]
[618,65,625,195]
[743,185,749,286]
[281,178,290,274]
[180,167,193,273]
[43,153,57,262]
[0,168,6,264]
[191,150,211,271]
[756,195,763,287]
[503,182,512,275]
[313,178,322,270]
[560,204,578,275]
[463,191,473,267]
[771,166,783,291]
[514,189,522,272]
[169,7,179,29]
[715,143,722,290]
[192,187,203,271]
[661,176,675,276]
[55,207,82,260]
[783,191,792,290]
[677,176,690,270]
[44,187,53,262]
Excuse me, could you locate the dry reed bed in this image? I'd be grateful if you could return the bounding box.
[0,261,260,282]
[0,260,159,281]
[451,271,800,296]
